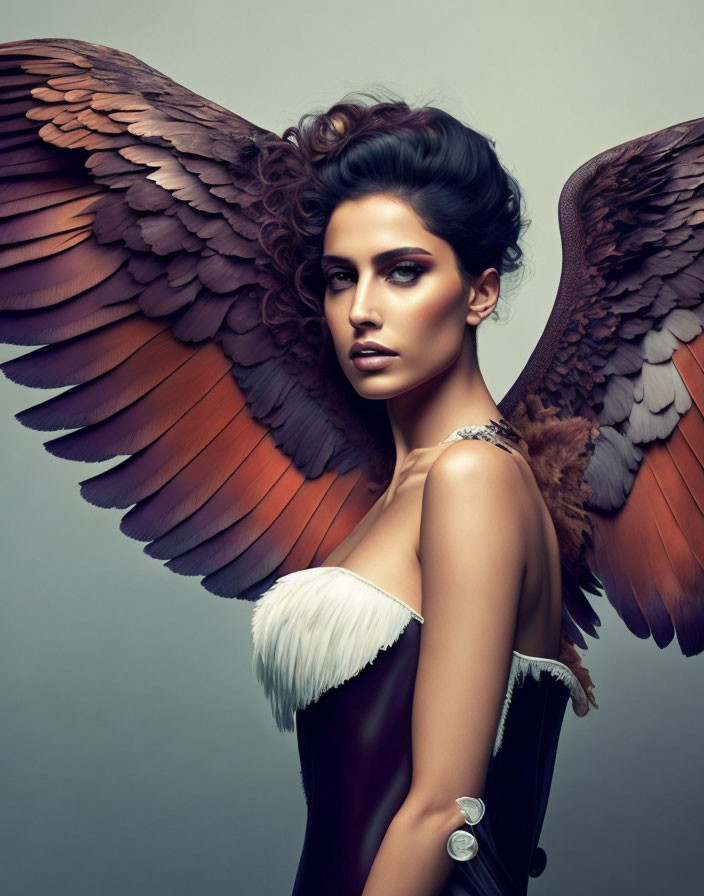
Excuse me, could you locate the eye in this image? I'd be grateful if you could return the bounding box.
[386,262,425,285]
[325,269,356,291]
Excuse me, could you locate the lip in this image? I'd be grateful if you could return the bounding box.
[351,353,397,371]
[349,340,398,359]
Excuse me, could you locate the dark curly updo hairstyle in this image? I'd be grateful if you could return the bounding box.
[256,93,527,363]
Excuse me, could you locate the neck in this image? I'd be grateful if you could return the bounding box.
[385,329,501,475]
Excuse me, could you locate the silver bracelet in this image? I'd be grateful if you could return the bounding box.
[446,796,485,862]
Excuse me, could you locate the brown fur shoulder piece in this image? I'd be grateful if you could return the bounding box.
[507,394,601,712]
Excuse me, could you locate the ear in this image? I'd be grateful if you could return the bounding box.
[465,268,500,326]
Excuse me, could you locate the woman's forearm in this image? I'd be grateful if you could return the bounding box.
[361,801,461,896]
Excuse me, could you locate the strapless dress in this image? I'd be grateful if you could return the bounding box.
[250,421,589,895]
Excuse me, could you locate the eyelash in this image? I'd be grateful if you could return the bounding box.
[325,262,426,291]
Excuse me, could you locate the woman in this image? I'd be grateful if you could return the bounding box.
[251,102,589,896]
[2,39,703,896]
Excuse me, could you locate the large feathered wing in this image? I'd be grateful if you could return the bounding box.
[0,38,383,600]
[498,117,704,660]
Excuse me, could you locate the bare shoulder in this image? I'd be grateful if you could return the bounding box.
[418,438,527,627]
[420,439,531,556]
[424,438,525,503]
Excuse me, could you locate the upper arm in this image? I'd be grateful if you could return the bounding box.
[406,441,526,823]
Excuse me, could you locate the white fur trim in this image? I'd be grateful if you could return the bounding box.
[250,567,589,753]
[251,567,421,732]
[492,651,589,756]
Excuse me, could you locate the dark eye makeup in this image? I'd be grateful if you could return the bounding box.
[388,262,425,284]
[324,260,428,291]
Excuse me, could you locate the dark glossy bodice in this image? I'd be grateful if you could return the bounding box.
[291,619,571,896]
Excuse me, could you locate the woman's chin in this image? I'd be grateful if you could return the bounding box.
[345,376,396,400]
[348,377,414,402]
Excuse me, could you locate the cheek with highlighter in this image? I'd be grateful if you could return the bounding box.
[402,278,469,349]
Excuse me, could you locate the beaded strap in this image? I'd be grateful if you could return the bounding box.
[438,417,521,454]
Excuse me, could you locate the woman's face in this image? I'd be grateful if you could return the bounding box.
[321,193,496,401]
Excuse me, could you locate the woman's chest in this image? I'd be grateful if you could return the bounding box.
[320,468,426,616]
[251,566,425,733]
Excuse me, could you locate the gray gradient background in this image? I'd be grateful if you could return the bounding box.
[1,1,703,893]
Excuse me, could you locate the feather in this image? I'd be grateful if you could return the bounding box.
[0,38,375,603]
[251,567,422,732]
[251,567,588,753]
[500,116,704,655]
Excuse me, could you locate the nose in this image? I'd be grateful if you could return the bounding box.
[347,273,382,329]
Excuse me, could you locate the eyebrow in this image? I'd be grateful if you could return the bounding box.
[321,246,433,267]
